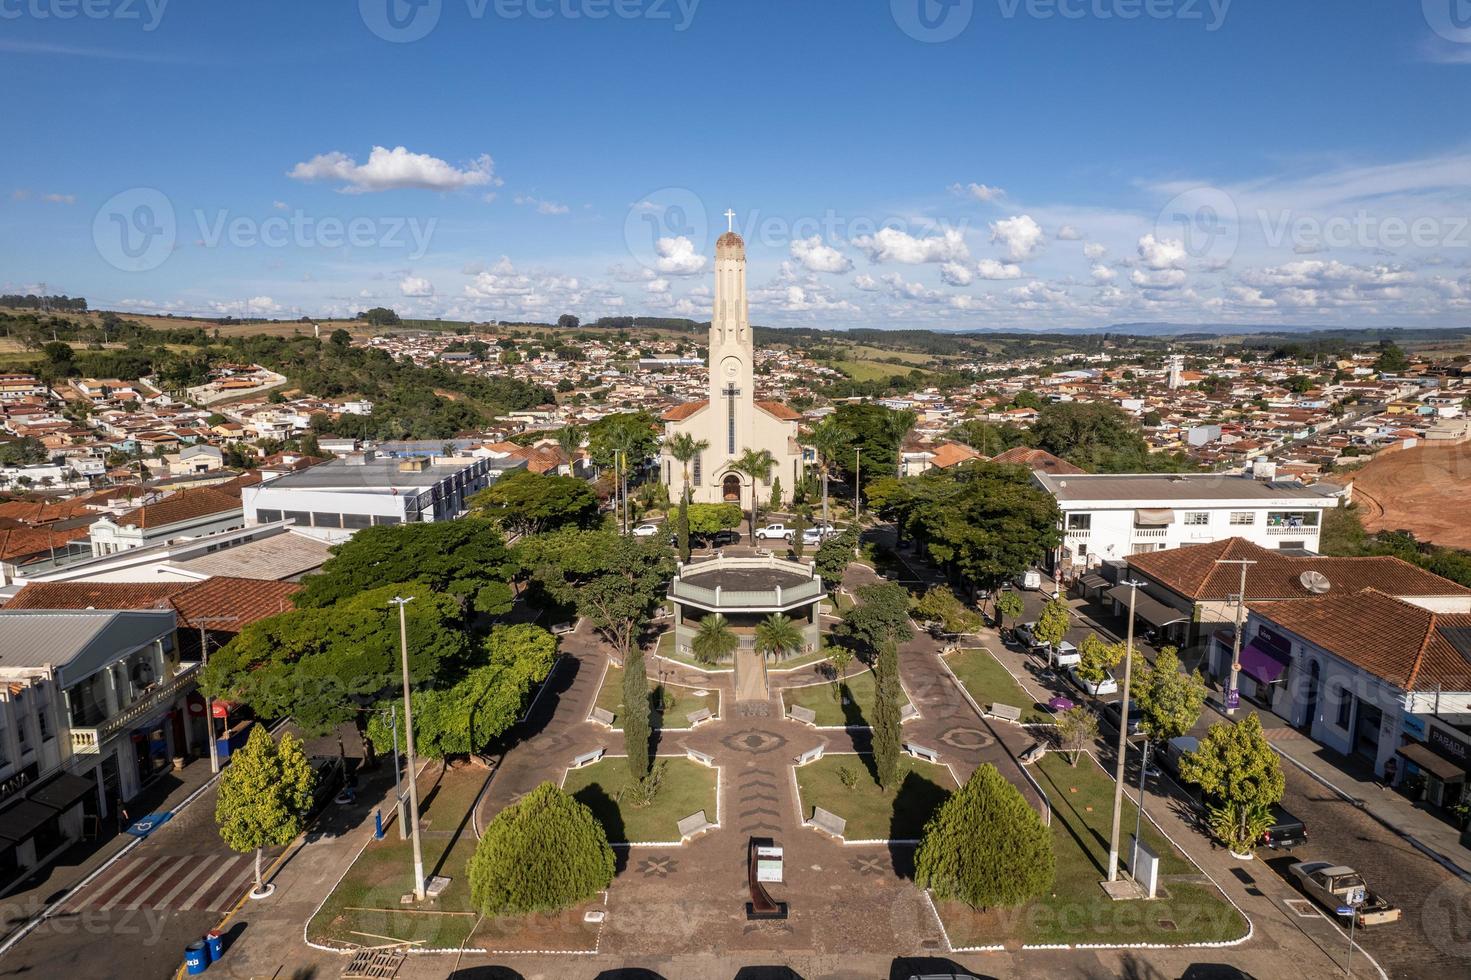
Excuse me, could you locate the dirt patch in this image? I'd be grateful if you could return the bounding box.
[1352,442,1471,549]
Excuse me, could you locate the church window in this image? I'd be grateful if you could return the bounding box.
[693,454,702,486]
[727,393,736,455]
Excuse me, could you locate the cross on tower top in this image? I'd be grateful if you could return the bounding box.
[724,209,736,233]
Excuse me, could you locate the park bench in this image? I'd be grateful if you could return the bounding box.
[551,621,576,636]
[677,810,714,840]
[788,704,817,726]
[806,806,847,839]
[904,742,940,763]
[686,707,713,728]
[686,748,715,767]
[571,748,605,769]
[986,703,1023,723]
[589,707,615,727]
[1019,741,1046,765]
[900,703,920,722]
[794,745,824,766]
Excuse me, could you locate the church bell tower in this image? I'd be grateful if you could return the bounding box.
[709,213,755,460]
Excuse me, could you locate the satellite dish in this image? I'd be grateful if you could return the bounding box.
[1299,570,1332,594]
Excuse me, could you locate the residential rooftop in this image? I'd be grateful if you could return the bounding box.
[1034,472,1330,503]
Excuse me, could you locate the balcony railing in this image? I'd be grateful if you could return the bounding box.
[1266,524,1318,536]
[670,577,823,609]
[1132,527,1169,538]
[1065,528,1091,539]
[69,661,202,755]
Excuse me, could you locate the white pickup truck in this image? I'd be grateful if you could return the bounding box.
[754,523,796,541]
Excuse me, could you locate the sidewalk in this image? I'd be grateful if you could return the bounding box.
[1214,699,1471,883]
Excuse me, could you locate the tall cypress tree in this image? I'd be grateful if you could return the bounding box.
[622,645,651,781]
[872,640,903,792]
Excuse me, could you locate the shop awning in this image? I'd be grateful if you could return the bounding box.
[1106,584,1190,628]
[0,799,58,845]
[1397,741,1467,782]
[1239,641,1291,685]
[1080,573,1110,591]
[26,773,94,813]
[1134,508,1175,526]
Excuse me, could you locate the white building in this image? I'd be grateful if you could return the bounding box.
[1035,472,1339,573]
[241,451,523,542]
[661,227,803,507]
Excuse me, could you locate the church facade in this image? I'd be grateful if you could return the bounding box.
[661,228,803,508]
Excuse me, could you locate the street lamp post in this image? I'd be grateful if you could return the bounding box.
[1216,559,1257,716]
[1106,579,1145,883]
[389,596,426,901]
[854,447,862,521]
[194,616,238,774]
[384,703,406,840]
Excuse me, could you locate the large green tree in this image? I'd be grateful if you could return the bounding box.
[802,416,851,526]
[1034,596,1071,652]
[470,470,600,536]
[215,726,316,899]
[915,763,1054,909]
[468,782,615,916]
[1134,646,1207,745]
[1032,401,1194,473]
[754,612,804,663]
[814,525,860,588]
[731,448,775,543]
[691,613,739,666]
[365,624,558,759]
[686,502,743,538]
[623,641,651,781]
[294,519,516,617]
[1178,713,1285,855]
[667,432,709,561]
[840,583,913,791]
[1075,633,1126,684]
[832,403,916,496]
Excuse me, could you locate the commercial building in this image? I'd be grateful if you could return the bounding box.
[240,451,524,542]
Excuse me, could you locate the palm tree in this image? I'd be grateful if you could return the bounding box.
[802,417,851,527]
[554,423,583,476]
[732,448,775,544]
[754,613,804,665]
[667,432,708,561]
[691,614,739,666]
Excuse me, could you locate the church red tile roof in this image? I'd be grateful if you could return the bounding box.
[1128,537,1470,601]
[928,442,983,468]
[756,401,800,421]
[662,400,708,421]
[1249,589,1471,692]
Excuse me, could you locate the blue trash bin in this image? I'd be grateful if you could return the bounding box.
[184,941,209,975]
[204,930,224,961]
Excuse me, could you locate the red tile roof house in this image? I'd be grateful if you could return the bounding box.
[1226,587,1471,794]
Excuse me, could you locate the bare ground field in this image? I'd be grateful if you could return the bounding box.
[1353,441,1471,548]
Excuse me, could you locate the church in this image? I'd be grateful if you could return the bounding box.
[661,222,803,508]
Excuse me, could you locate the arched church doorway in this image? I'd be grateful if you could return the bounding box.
[722,474,742,503]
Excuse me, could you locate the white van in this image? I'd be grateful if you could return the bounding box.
[1015,569,1042,591]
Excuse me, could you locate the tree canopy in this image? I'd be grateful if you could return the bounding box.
[915,763,1054,909]
[838,582,914,655]
[1032,401,1194,473]
[1134,646,1207,744]
[1178,713,1285,854]
[470,470,601,536]
[831,403,916,491]
[468,782,615,916]
[294,519,516,616]
[215,726,315,894]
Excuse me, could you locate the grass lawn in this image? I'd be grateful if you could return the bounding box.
[653,631,734,672]
[944,648,1051,724]
[783,669,911,728]
[562,757,718,843]
[594,665,718,730]
[307,764,485,949]
[935,751,1246,948]
[793,753,956,841]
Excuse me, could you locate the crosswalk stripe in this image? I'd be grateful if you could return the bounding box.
[123,856,193,910]
[98,855,176,911]
[179,856,241,912]
[153,855,218,909]
[205,863,255,911]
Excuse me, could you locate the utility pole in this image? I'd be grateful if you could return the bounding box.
[854,447,862,521]
[1107,579,1144,883]
[193,616,238,774]
[389,596,426,901]
[1216,559,1256,716]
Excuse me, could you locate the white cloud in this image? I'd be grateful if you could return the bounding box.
[272,200,289,211]
[1083,242,1108,260]
[1136,233,1188,270]
[1056,224,1082,241]
[949,182,1005,202]
[851,227,969,264]
[940,262,974,286]
[399,275,434,297]
[1090,263,1117,283]
[989,215,1045,261]
[289,145,498,194]
[653,236,708,275]
[976,259,1024,280]
[790,235,853,274]
[41,193,76,205]
[514,195,570,215]
[645,278,671,294]
[853,274,880,291]
[1130,268,1188,290]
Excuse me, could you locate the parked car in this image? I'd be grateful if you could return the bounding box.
[1160,735,1199,776]
[1047,640,1080,667]
[1101,698,1145,737]
[1014,622,1043,650]
[1015,568,1043,590]
[1260,803,1308,850]
[1289,862,1401,925]
[697,529,740,547]
[801,526,826,545]
[1067,666,1118,697]
[631,523,661,538]
[755,523,796,541]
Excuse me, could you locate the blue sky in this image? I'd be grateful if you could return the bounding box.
[3,0,1471,329]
